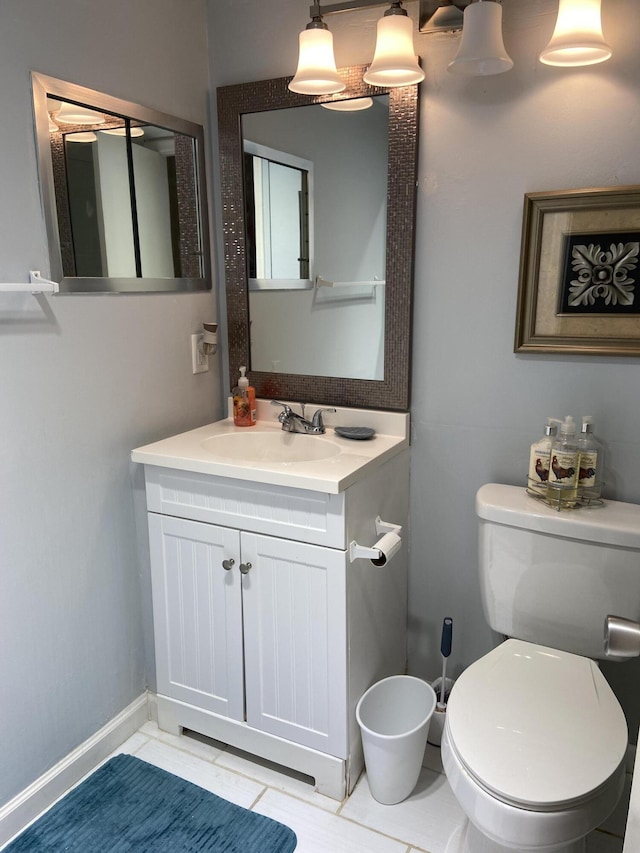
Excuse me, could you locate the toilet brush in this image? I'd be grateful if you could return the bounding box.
[428,617,454,747]
[438,617,453,708]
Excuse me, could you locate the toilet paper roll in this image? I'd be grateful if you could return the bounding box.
[370,531,402,566]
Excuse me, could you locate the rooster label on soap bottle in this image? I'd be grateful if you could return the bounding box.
[578,452,597,488]
[528,418,559,494]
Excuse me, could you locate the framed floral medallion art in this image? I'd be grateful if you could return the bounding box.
[515,186,640,355]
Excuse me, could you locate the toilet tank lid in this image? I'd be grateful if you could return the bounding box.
[476,484,640,549]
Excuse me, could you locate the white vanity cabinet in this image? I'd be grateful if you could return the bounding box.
[148,512,348,758]
[139,427,409,800]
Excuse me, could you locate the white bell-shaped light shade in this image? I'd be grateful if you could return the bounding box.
[101,126,145,137]
[321,97,374,111]
[539,0,611,67]
[448,1,513,77]
[289,27,345,94]
[56,101,105,125]
[65,131,97,143]
[363,13,425,87]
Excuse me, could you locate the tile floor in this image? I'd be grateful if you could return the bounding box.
[104,721,629,853]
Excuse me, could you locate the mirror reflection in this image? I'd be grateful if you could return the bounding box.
[51,103,202,279]
[244,141,313,284]
[32,73,210,293]
[242,96,389,381]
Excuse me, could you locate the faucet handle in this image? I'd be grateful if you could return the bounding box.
[271,400,293,415]
[311,407,336,429]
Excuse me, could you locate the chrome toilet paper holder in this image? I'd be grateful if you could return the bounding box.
[350,517,403,566]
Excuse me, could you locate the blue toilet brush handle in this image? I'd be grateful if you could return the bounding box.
[441,617,453,657]
[440,617,453,705]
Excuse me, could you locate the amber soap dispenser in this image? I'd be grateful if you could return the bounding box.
[233,366,257,427]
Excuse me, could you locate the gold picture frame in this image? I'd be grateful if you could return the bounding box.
[515,186,640,356]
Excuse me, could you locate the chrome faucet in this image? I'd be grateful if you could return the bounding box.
[271,401,336,435]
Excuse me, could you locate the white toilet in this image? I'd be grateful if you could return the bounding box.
[441,483,640,853]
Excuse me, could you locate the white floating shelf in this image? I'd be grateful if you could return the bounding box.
[0,271,60,294]
[315,276,385,288]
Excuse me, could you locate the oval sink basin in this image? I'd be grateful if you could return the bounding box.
[201,431,342,464]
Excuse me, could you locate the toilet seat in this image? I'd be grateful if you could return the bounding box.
[446,639,627,811]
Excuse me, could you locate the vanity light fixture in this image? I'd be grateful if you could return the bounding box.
[56,101,106,125]
[362,1,425,86]
[289,0,424,94]
[290,0,614,91]
[448,0,513,76]
[539,0,611,67]
[289,2,346,94]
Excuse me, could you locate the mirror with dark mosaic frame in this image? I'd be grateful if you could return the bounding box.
[217,67,418,411]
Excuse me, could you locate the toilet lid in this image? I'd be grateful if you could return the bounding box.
[446,639,627,810]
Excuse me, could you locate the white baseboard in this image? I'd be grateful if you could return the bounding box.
[0,692,149,849]
[147,690,158,723]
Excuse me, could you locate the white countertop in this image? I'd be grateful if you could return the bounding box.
[131,401,409,494]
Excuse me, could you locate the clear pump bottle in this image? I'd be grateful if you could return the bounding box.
[528,418,559,495]
[577,416,604,501]
[547,416,579,508]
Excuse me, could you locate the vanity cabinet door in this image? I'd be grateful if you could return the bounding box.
[148,513,245,721]
[241,532,348,758]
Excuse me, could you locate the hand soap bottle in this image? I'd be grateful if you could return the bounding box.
[577,416,604,500]
[233,366,257,427]
[547,416,579,508]
[527,418,559,495]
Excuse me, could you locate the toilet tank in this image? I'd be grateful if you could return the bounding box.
[476,484,640,660]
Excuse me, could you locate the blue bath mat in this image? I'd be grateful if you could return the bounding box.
[5,753,297,852]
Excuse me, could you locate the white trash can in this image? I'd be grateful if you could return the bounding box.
[356,675,437,805]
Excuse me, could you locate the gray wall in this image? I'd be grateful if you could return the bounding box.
[208,0,640,736]
[0,0,222,808]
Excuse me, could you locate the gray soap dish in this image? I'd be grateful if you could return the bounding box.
[334,426,376,440]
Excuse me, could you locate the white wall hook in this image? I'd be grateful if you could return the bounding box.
[29,271,60,293]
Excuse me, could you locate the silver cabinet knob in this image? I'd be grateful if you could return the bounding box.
[239,562,252,575]
[222,558,235,571]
